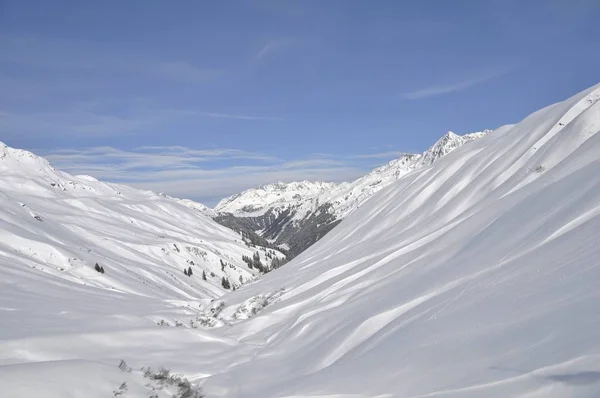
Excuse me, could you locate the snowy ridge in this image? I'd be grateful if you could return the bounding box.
[213,130,490,257]
[319,130,491,219]
[168,196,216,218]
[215,180,338,216]
[0,142,284,302]
[215,131,490,219]
[418,130,489,167]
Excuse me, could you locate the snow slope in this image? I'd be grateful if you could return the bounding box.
[2,83,600,397]
[199,83,600,396]
[0,143,284,301]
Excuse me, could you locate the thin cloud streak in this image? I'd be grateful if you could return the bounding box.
[354,151,407,159]
[37,145,404,205]
[255,38,293,60]
[0,108,195,137]
[149,62,222,84]
[42,146,279,175]
[1,35,221,85]
[0,106,282,138]
[199,112,282,121]
[401,66,516,100]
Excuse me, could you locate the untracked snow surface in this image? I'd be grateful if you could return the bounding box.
[2,83,600,397]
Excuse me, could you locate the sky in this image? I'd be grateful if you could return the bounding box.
[1,0,599,206]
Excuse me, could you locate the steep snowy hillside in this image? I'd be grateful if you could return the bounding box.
[215,130,489,257]
[193,83,600,397]
[0,143,285,302]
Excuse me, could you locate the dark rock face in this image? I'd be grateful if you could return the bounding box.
[214,203,340,260]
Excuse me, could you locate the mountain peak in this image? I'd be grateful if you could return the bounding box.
[419,130,490,167]
[0,142,53,172]
[443,130,460,139]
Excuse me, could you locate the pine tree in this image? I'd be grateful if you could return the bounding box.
[202,270,207,280]
[94,263,101,273]
[187,266,193,276]
[221,277,230,289]
[242,255,253,269]
[252,251,263,272]
[184,268,188,276]
[100,266,105,274]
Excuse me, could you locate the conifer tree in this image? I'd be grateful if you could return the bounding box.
[221,277,230,289]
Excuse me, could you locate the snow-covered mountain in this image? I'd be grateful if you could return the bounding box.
[215,130,490,257]
[0,143,285,301]
[2,83,599,397]
[215,180,338,216]
[194,82,600,397]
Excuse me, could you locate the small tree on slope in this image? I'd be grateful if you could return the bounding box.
[221,277,231,289]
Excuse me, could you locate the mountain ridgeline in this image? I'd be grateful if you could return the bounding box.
[0,143,288,298]
[213,130,490,258]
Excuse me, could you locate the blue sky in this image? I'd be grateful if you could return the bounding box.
[1,0,599,206]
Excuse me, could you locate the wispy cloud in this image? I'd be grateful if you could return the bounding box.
[1,35,222,85]
[255,38,293,60]
[36,146,398,205]
[43,146,278,175]
[354,151,407,159]
[199,112,282,121]
[149,62,222,84]
[0,108,195,137]
[0,104,282,137]
[280,158,346,169]
[401,66,515,100]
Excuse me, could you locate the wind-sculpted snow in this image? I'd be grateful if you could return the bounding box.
[2,84,600,397]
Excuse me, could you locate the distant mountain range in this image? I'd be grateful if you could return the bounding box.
[213,130,490,257]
